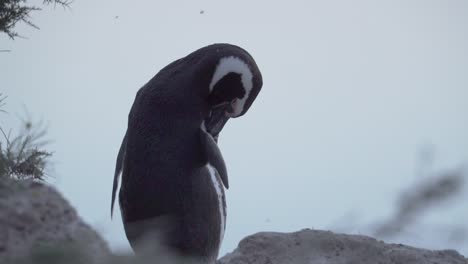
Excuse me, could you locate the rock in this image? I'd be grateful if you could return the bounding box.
[218,229,467,264]
[1,178,466,264]
[0,178,110,264]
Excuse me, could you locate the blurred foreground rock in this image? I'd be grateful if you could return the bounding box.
[0,178,110,263]
[218,229,467,264]
[0,178,466,264]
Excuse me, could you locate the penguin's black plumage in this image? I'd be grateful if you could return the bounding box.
[111,43,262,263]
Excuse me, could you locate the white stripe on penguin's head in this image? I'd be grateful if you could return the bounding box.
[209,56,254,117]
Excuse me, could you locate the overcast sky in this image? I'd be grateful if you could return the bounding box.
[1,0,467,257]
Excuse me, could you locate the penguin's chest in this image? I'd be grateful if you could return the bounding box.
[176,163,226,253]
[122,160,227,253]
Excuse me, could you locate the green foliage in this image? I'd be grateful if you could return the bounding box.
[0,94,52,180]
[0,0,71,39]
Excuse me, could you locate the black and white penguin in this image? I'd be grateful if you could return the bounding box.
[111,43,262,263]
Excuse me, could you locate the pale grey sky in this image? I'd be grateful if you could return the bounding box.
[1,0,467,256]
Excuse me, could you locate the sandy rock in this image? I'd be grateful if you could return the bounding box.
[0,178,110,263]
[218,229,467,264]
[1,178,466,264]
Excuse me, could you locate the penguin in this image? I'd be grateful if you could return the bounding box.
[111,43,262,263]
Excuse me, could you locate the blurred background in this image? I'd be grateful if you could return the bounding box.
[1,0,467,257]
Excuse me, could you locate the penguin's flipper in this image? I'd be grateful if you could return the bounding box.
[111,131,127,217]
[200,128,229,189]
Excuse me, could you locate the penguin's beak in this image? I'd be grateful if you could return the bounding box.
[205,103,231,141]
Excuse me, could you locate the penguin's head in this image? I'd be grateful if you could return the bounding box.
[200,44,263,139]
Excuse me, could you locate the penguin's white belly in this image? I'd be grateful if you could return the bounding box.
[123,215,174,254]
[206,163,227,246]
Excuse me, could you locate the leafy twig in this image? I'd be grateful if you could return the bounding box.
[374,168,466,238]
[0,96,52,181]
[0,93,6,113]
[0,0,71,39]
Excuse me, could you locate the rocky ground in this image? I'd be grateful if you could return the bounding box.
[0,178,466,264]
[218,229,467,264]
[0,178,110,264]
